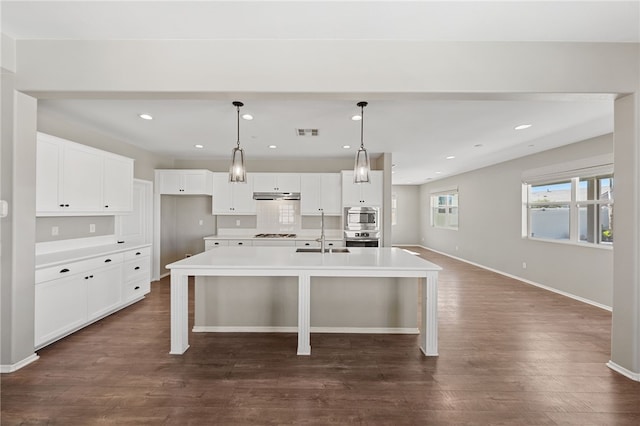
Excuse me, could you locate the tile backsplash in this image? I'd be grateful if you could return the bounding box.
[256,200,301,233]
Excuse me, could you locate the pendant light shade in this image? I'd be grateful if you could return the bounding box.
[354,101,371,183]
[229,101,247,183]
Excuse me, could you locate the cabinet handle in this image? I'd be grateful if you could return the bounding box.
[134,286,140,290]
[135,252,141,255]
[238,242,243,245]
[65,204,70,207]
[84,276,89,280]
[59,204,64,207]
[305,243,310,246]
[214,242,219,245]
[104,259,112,263]
[90,275,93,278]
[134,266,140,270]
[60,268,70,273]
[105,205,109,208]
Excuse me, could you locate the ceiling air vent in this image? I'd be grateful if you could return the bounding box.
[296,129,319,137]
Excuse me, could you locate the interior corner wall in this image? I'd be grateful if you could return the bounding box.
[392,185,420,246]
[419,134,614,307]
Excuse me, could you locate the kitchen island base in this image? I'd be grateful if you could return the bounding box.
[168,247,440,356]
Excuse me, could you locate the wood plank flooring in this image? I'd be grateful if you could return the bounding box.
[2,247,639,425]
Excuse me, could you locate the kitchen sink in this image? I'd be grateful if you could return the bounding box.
[295,248,350,253]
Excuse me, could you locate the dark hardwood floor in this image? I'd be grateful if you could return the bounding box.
[2,247,639,425]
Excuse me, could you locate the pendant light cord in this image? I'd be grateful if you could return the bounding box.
[236,105,241,148]
[360,104,364,149]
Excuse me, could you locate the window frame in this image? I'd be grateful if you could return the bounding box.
[430,189,459,231]
[523,174,613,249]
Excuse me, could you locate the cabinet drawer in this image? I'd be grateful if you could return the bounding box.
[205,240,229,250]
[123,279,150,302]
[124,246,151,261]
[36,252,124,284]
[228,239,252,246]
[123,257,150,281]
[295,240,319,248]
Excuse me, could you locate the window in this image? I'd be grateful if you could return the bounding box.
[431,191,458,230]
[525,175,613,246]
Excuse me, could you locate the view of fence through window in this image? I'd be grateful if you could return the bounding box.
[527,176,613,245]
[431,192,458,230]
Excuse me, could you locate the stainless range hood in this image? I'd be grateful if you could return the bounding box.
[253,192,301,201]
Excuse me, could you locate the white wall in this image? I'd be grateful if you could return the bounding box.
[391,185,420,246]
[419,134,614,307]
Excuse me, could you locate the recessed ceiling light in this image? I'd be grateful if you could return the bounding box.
[351,115,362,121]
[268,145,277,149]
[446,155,455,160]
[242,114,254,120]
[474,143,483,148]
[515,124,532,130]
[194,144,204,149]
[138,113,153,120]
[435,171,442,174]
[343,145,351,149]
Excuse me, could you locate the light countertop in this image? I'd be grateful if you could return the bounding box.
[167,246,441,273]
[36,242,151,269]
[204,233,343,241]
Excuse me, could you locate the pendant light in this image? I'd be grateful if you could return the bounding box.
[354,101,371,183]
[229,101,247,183]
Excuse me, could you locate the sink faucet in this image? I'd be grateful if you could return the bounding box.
[316,209,326,253]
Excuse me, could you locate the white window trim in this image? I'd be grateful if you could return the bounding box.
[430,188,459,230]
[522,157,614,248]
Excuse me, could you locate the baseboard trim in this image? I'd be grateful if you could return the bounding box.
[607,361,640,381]
[416,245,612,312]
[0,353,40,374]
[193,326,419,334]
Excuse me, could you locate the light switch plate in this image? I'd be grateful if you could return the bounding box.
[0,200,7,218]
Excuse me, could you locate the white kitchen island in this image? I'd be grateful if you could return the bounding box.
[166,246,441,356]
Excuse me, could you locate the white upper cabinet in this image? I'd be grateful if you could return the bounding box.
[341,170,383,207]
[253,173,301,193]
[103,155,134,212]
[300,173,342,215]
[156,169,213,195]
[36,132,134,216]
[212,172,256,215]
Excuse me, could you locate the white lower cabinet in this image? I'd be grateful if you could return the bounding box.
[87,263,123,321]
[35,273,88,348]
[35,245,151,349]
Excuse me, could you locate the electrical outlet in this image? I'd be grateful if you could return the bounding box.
[199,219,204,226]
[455,246,459,251]
[51,226,59,236]
[522,262,527,269]
[236,219,241,227]
[89,223,96,233]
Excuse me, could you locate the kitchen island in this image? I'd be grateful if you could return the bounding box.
[166,246,441,356]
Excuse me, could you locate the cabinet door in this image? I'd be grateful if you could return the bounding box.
[321,173,342,215]
[252,173,277,192]
[342,170,383,206]
[61,143,103,212]
[341,171,362,206]
[35,275,87,347]
[183,171,212,195]
[275,174,301,192]
[36,136,63,213]
[253,173,300,192]
[158,171,181,194]
[231,174,256,214]
[212,173,234,214]
[300,174,322,215]
[361,171,383,206]
[103,155,134,212]
[87,264,123,321]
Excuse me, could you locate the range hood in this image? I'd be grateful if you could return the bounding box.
[253,192,301,201]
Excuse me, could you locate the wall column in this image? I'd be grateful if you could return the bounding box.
[609,93,640,380]
[0,79,38,371]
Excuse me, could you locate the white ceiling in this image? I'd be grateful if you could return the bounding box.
[3,1,636,184]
